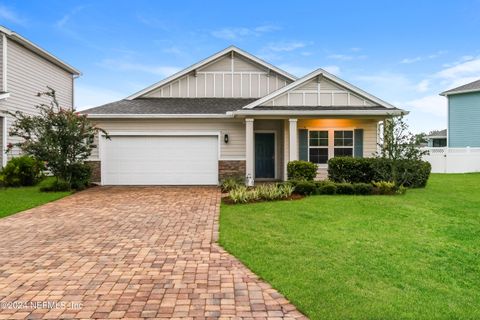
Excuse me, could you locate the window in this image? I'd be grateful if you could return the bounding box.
[308,129,354,164]
[309,131,329,164]
[334,130,353,157]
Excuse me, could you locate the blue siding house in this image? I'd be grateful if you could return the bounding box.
[440,79,480,147]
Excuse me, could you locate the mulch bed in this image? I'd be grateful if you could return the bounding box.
[221,193,304,205]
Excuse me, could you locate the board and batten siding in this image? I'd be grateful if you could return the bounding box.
[261,77,377,107]
[89,118,247,160]
[4,39,74,158]
[142,53,292,99]
[448,92,480,147]
[297,118,379,157]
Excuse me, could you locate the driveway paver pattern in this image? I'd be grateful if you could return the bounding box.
[0,186,306,319]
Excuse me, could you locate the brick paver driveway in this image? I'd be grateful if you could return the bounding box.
[0,187,306,319]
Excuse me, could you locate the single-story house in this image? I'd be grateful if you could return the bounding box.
[83,46,406,186]
[426,129,447,147]
[440,79,480,148]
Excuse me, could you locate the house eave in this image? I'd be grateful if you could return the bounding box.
[440,88,480,96]
[85,113,235,119]
[0,26,81,76]
[231,109,408,116]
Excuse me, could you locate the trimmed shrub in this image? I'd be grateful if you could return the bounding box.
[221,177,242,192]
[328,157,431,188]
[39,179,71,192]
[327,157,375,183]
[287,160,318,181]
[372,181,397,195]
[293,180,316,195]
[335,182,355,195]
[0,156,44,187]
[316,181,337,195]
[353,183,374,195]
[69,163,92,190]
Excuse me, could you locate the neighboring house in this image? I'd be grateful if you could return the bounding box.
[426,129,447,147]
[83,46,406,186]
[440,79,480,147]
[0,25,80,167]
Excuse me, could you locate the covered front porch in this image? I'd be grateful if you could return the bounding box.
[244,117,382,185]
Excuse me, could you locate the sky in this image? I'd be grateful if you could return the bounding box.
[1,0,480,133]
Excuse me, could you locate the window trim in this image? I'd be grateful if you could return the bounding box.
[307,128,356,166]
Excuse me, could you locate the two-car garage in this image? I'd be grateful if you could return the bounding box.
[101,135,219,185]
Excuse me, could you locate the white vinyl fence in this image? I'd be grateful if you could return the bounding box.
[421,147,480,173]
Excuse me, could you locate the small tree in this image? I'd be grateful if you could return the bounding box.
[5,87,108,186]
[377,115,428,161]
[377,115,429,186]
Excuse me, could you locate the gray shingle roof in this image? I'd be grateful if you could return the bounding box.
[440,79,480,95]
[82,98,258,114]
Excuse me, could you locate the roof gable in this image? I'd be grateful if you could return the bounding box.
[127,46,296,100]
[243,69,398,109]
[440,79,480,96]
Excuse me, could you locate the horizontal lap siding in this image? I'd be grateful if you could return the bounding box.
[297,118,379,157]
[5,40,73,158]
[448,92,480,147]
[89,119,246,160]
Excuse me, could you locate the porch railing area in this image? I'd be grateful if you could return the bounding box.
[421,147,480,173]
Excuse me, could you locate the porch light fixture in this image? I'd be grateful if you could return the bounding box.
[224,134,229,143]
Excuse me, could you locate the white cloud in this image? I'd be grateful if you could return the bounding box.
[276,64,312,77]
[55,6,85,28]
[400,50,446,64]
[0,5,26,25]
[404,95,447,117]
[75,85,124,110]
[100,58,180,77]
[416,79,430,92]
[211,24,279,40]
[400,56,422,64]
[264,41,308,52]
[322,65,341,75]
[435,57,480,79]
[327,53,367,61]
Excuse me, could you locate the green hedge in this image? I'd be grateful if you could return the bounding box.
[287,160,318,181]
[327,157,431,188]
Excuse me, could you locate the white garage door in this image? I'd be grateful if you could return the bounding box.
[103,135,218,185]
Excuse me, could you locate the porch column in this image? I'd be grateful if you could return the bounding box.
[245,118,255,186]
[289,118,298,161]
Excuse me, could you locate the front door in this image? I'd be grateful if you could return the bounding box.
[255,133,275,179]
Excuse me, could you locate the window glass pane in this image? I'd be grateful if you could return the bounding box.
[334,130,353,147]
[334,148,353,157]
[309,131,328,147]
[309,148,328,164]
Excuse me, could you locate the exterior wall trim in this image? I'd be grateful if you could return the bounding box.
[2,33,6,92]
[2,116,7,167]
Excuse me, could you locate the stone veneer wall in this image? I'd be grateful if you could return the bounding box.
[218,160,245,181]
[85,161,101,184]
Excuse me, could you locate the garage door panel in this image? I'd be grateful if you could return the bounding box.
[103,136,218,185]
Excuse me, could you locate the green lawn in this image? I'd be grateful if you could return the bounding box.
[220,174,480,320]
[0,178,71,218]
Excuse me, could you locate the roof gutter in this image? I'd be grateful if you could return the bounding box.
[0,25,81,76]
[440,88,480,96]
[85,113,235,119]
[231,109,408,116]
